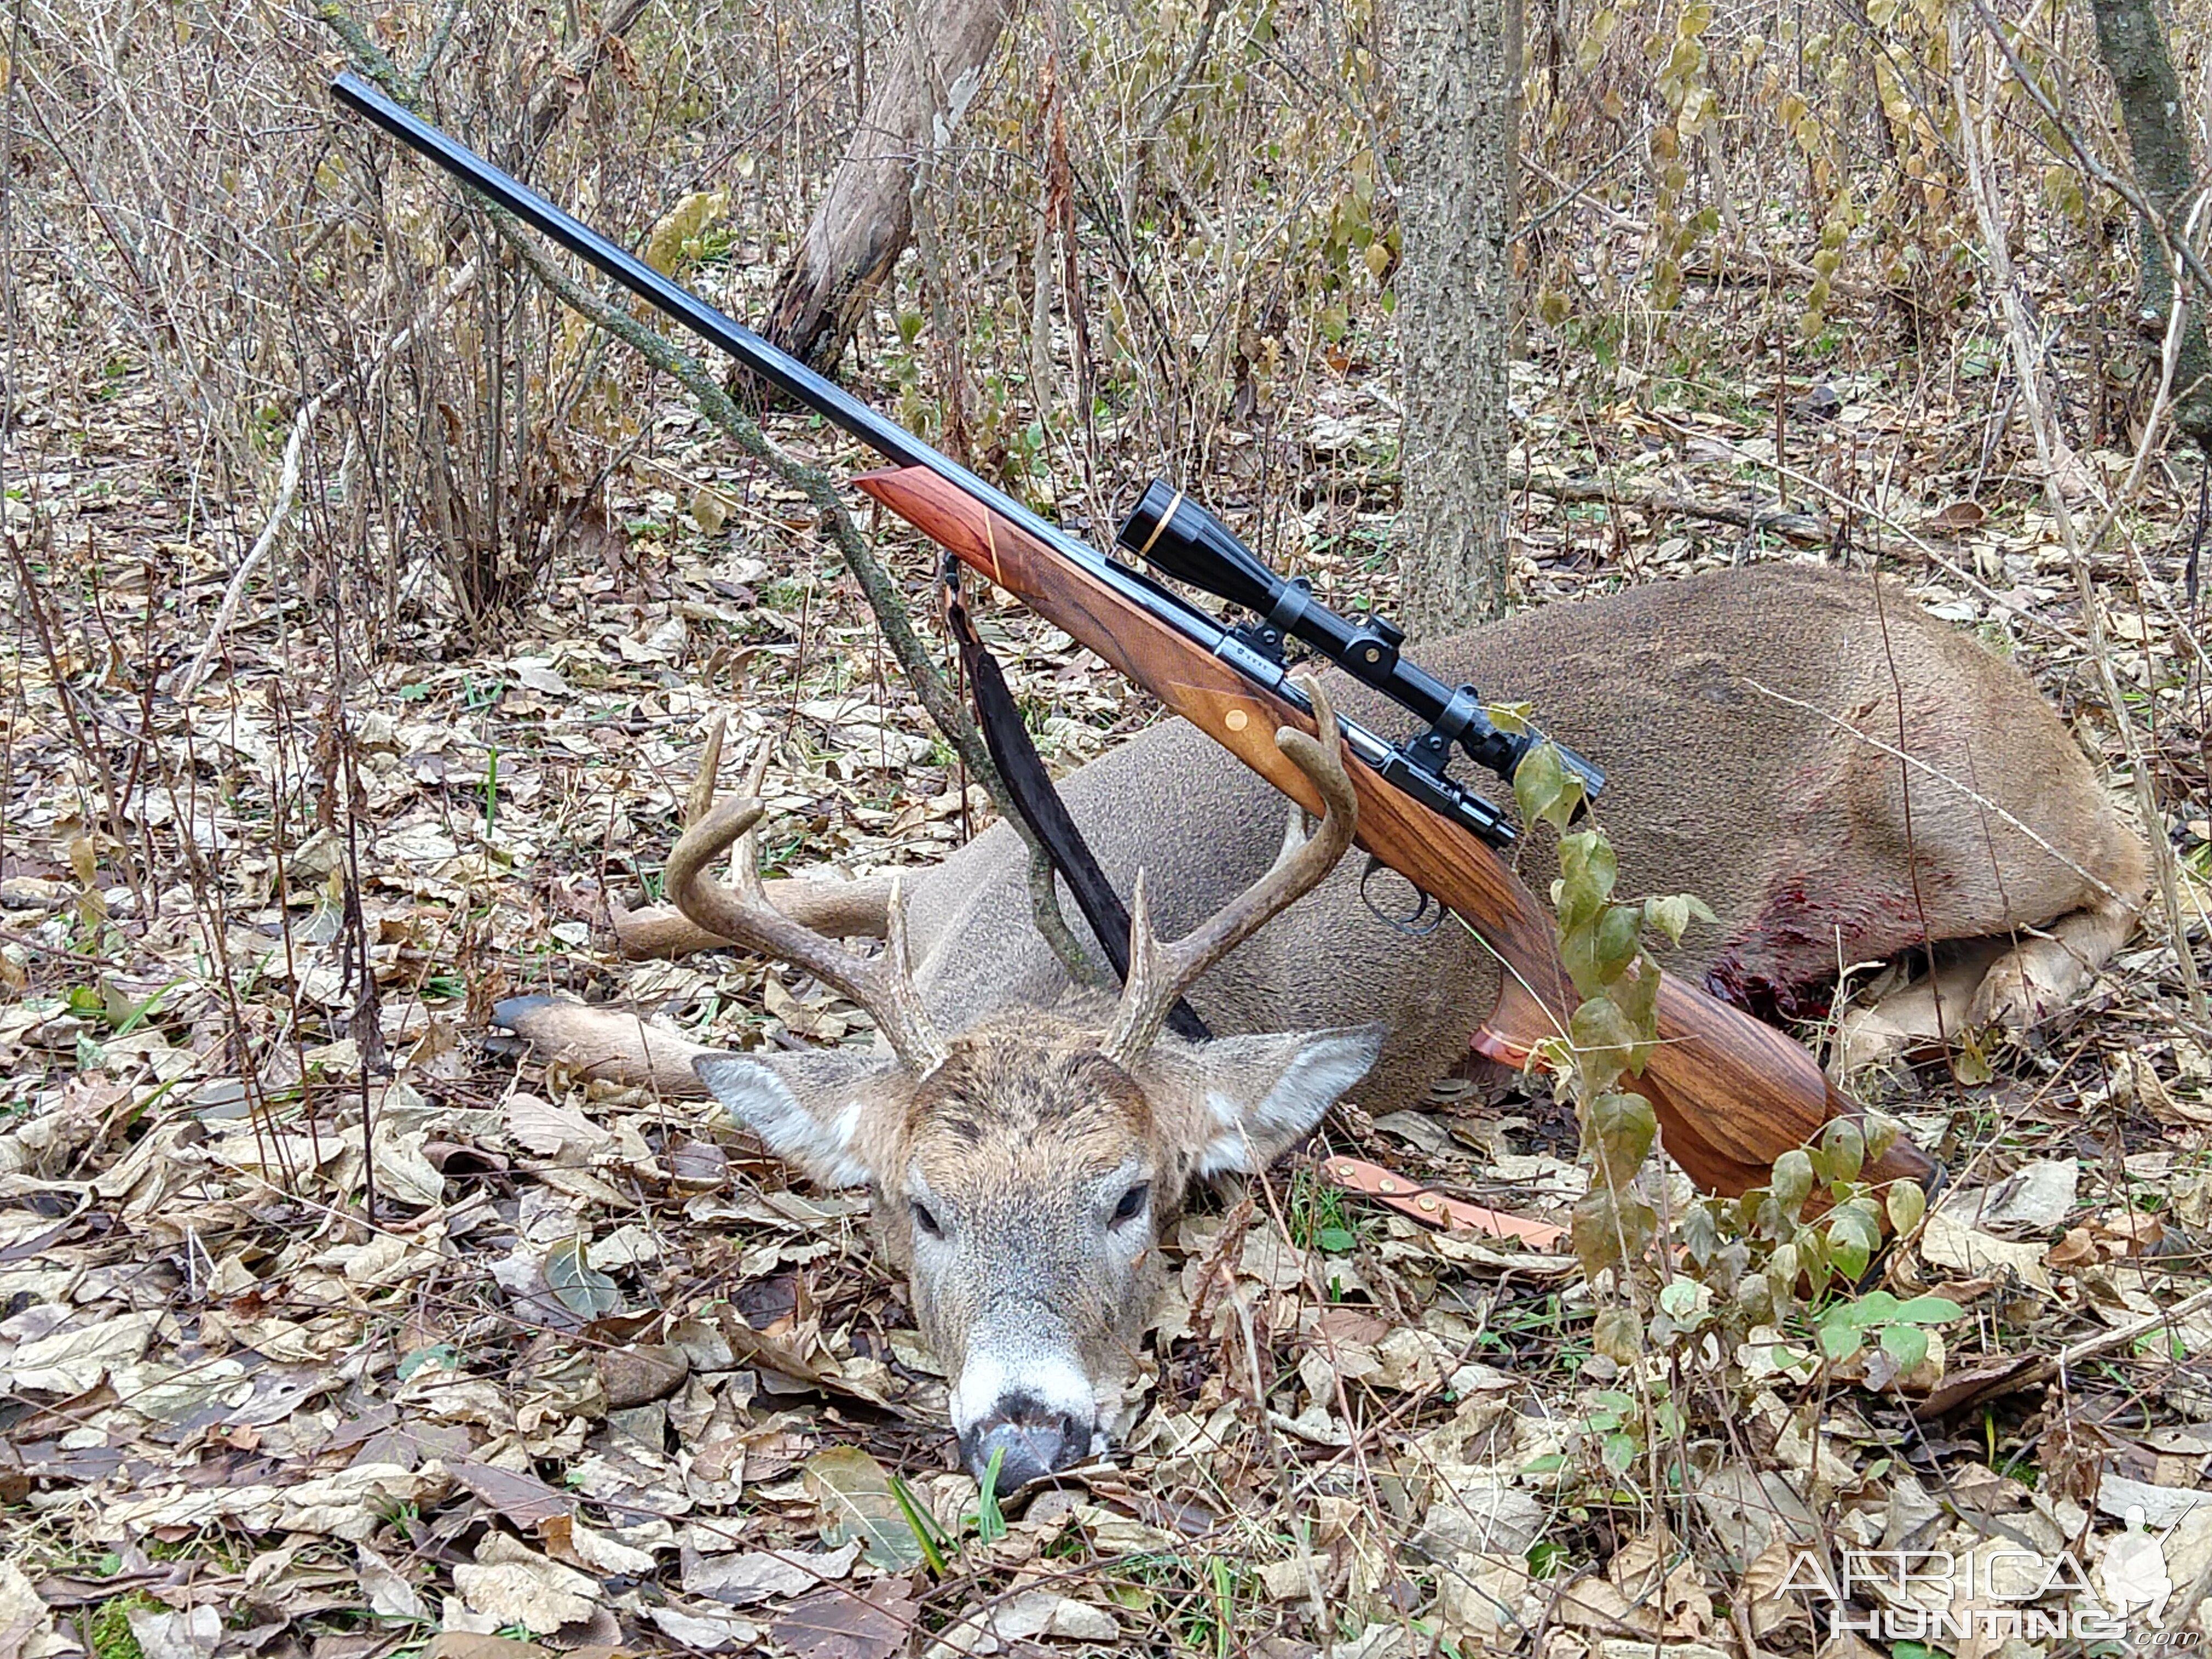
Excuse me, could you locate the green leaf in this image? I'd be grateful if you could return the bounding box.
[1848,1290,1900,1324]
[1610,956,1661,1073]
[1586,1089,1658,1183]
[1658,1280,1701,1320]
[1593,904,1643,978]
[1641,891,1715,947]
[1316,1227,1358,1255]
[1769,1240,1799,1288]
[1555,862,1609,939]
[545,1238,623,1318]
[397,1342,460,1380]
[1770,1150,1814,1220]
[1891,1295,1964,1325]
[1827,1206,1879,1282]
[1818,1317,1864,1362]
[1570,1001,1642,1092]
[806,1446,930,1570]
[1880,1323,1930,1373]
[972,1446,1008,1545]
[1679,1203,1720,1267]
[1513,742,1585,832]
[1887,1181,1928,1235]
[1559,831,1618,906]
[1821,1118,1866,1184]
[1601,1430,1639,1474]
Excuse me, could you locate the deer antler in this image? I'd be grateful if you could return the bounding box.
[1102,675,1358,1070]
[665,773,949,1076]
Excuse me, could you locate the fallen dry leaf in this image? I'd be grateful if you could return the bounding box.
[1920,1210,2054,1291]
[769,1584,919,1659]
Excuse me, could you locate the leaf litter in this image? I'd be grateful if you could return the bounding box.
[3,44,2210,1659]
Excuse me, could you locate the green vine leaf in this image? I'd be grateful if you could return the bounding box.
[1570,998,1643,1091]
[1821,1118,1866,1186]
[1770,1149,1814,1221]
[1514,742,1585,833]
[1886,1180,1928,1235]
[1586,1088,1658,1184]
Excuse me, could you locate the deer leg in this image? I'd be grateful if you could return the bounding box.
[1966,889,2139,1035]
[1832,888,2139,1074]
[1832,941,2007,1075]
[492,996,715,1096]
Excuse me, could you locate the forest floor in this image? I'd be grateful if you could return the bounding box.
[3,234,2211,1659]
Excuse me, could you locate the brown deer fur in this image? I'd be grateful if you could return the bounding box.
[499,563,2146,1482]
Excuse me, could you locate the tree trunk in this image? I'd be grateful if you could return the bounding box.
[763,0,1017,376]
[1395,0,1513,639]
[2089,0,2212,455]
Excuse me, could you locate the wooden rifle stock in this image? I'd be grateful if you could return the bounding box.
[855,465,1938,1199]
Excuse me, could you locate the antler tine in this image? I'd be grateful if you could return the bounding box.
[684,714,727,827]
[730,741,773,900]
[1103,674,1359,1070]
[666,793,950,1075]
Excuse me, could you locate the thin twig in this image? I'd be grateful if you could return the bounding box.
[171,259,481,698]
[312,28,1098,983]
[1521,472,1832,544]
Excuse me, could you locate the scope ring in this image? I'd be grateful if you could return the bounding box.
[1264,577,1314,637]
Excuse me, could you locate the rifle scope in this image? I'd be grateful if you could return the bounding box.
[1118,481,1605,799]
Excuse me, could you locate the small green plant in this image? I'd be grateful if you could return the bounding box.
[1512,743,1714,1363]
[1814,1290,1962,1372]
[88,1595,157,1659]
[1285,1167,1362,1255]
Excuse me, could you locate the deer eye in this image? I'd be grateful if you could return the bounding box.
[1111,1182,1150,1225]
[911,1199,943,1239]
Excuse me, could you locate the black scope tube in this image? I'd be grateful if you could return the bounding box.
[1121,482,1606,796]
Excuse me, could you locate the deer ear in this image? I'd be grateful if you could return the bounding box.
[693,1049,902,1189]
[1186,1025,1385,1176]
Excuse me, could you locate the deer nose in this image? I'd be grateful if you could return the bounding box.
[961,1397,1094,1488]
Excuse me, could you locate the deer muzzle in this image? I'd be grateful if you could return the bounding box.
[947,1341,1101,1488]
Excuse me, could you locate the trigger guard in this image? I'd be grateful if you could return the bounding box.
[1359,856,1444,938]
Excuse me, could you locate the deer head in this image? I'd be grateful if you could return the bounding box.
[675,679,1377,1487]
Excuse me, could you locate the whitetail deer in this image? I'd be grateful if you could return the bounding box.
[500,563,2148,1485]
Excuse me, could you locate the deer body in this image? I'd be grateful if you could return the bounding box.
[503,563,2146,1484]
[899,563,2142,1095]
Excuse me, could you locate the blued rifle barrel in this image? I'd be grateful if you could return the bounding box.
[329,72,1116,588]
[328,72,1528,844]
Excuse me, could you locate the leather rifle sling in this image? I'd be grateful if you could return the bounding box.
[941,568,1211,1043]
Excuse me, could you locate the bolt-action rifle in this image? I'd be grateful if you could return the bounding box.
[331,72,1936,1199]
